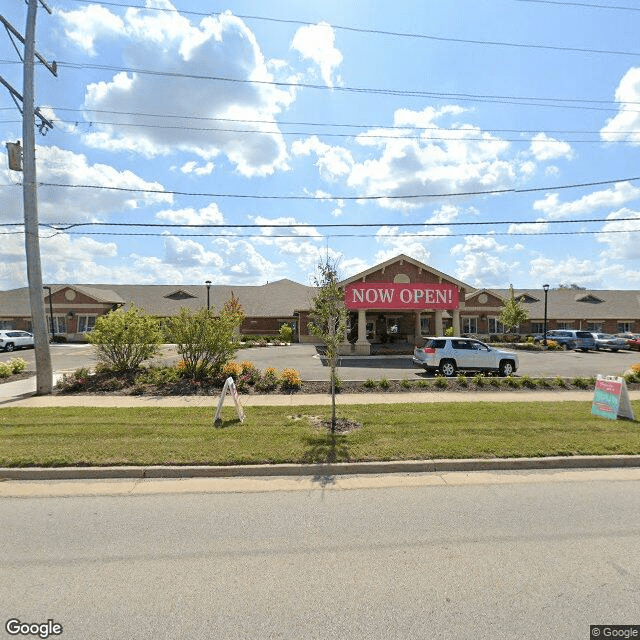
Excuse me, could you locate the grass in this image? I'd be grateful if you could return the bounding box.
[1,401,639,467]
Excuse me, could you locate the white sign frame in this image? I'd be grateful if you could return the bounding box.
[592,375,635,421]
[214,376,245,426]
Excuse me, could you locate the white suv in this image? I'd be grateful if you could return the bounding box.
[412,337,519,377]
[0,330,35,352]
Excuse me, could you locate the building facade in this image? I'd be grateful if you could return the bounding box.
[1,254,639,350]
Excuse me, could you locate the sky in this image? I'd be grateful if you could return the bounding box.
[2,0,640,292]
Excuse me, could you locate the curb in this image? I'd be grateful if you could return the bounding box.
[2,455,640,480]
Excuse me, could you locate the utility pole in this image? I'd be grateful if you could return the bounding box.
[2,0,57,394]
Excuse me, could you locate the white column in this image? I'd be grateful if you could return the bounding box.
[435,310,443,336]
[357,308,368,344]
[452,309,461,336]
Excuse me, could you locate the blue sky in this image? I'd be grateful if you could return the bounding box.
[2,0,640,291]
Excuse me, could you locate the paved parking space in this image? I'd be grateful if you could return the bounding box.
[2,342,638,381]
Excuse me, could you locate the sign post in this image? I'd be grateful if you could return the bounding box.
[214,377,245,426]
[591,375,634,421]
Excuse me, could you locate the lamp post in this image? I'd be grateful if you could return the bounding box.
[205,280,211,311]
[43,286,54,339]
[543,284,550,348]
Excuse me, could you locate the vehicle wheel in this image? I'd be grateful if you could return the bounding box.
[440,360,457,377]
[612,349,618,352]
[561,343,569,351]
[4,342,14,352]
[499,360,515,376]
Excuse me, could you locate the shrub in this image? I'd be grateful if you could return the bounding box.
[457,373,468,387]
[379,376,391,390]
[572,376,590,389]
[520,375,537,388]
[168,295,244,379]
[489,376,501,387]
[278,323,293,343]
[135,366,180,386]
[0,362,11,378]
[86,305,164,371]
[223,362,242,378]
[631,363,640,374]
[504,375,521,388]
[434,375,448,388]
[547,340,563,351]
[554,376,566,387]
[256,367,279,391]
[8,357,27,374]
[472,373,485,387]
[363,378,377,388]
[624,372,637,384]
[400,378,412,389]
[416,379,430,388]
[280,368,301,390]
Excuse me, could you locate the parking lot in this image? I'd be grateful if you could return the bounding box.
[2,342,639,382]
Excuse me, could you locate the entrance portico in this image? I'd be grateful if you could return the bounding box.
[338,255,469,355]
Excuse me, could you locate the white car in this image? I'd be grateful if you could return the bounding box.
[0,330,35,352]
[412,337,519,377]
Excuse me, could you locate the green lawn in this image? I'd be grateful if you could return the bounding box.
[0,401,639,467]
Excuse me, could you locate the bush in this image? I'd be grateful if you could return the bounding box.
[434,375,448,388]
[0,362,12,378]
[379,376,391,390]
[400,378,412,389]
[520,375,537,388]
[631,363,640,374]
[8,357,27,374]
[135,366,180,385]
[363,378,377,388]
[86,305,163,371]
[457,373,468,387]
[278,324,293,343]
[222,362,242,378]
[280,368,301,390]
[168,295,244,379]
[554,376,566,387]
[256,367,279,391]
[472,373,485,387]
[504,375,521,388]
[572,376,590,389]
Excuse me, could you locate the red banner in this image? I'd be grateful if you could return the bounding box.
[345,283,459,310]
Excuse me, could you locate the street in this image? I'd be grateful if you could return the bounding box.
[1,469,639,639]
[1,342,639,381]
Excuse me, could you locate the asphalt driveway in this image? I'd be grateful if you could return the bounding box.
[2,342,638,382]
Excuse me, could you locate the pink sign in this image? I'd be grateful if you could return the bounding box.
[345,283,459,310]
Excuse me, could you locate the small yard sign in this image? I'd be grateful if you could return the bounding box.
[592,375,634,421]
[214,376,245,426]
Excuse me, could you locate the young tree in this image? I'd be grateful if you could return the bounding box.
[499,286,530,334]
[86,305,163,371]
[307,259,348,432]
[168,294,245,379]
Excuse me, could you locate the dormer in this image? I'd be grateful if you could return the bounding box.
[164,289,197,301]
[575,293,604,304]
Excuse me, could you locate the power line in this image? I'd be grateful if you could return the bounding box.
[65,0,640,57]
[516,0,640,11]
[55,61,640,114]
[29,175,640,201]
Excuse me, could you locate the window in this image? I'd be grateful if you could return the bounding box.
[531,322,544,334]
[46,316,67,334]
[586,322,603,332]
[488,317,506,334]
[461,317,477,334]
[556,322,574,329]
[420,317,431,335]
[77,315,97,333]
[618,322,634,333]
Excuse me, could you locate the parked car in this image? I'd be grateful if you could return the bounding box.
[412,337,519,377]
[533,329,595,351]
[0,330,34,352]
[590,333,629,352]
[627,337,640,351]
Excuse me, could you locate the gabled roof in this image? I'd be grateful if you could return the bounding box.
[339,254,472,290]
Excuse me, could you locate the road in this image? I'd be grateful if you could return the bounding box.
[1,469,638,639]
[2,342,639,381]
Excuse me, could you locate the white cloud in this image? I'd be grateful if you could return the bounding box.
[156,203,224,225]
[64,5,294,176]
[294,106,521,210]
[533,181,640,219]
[449,235,517,287]
[601,67,640,145]
[164,235,224,267]
[0,146,171,226]
[291,22,343,88]
[529,133,573,161]
[596,207,640,259]
[55,5,124,55]
[507,220,549,235]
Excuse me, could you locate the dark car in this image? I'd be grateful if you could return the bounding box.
[534,330,595,351]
